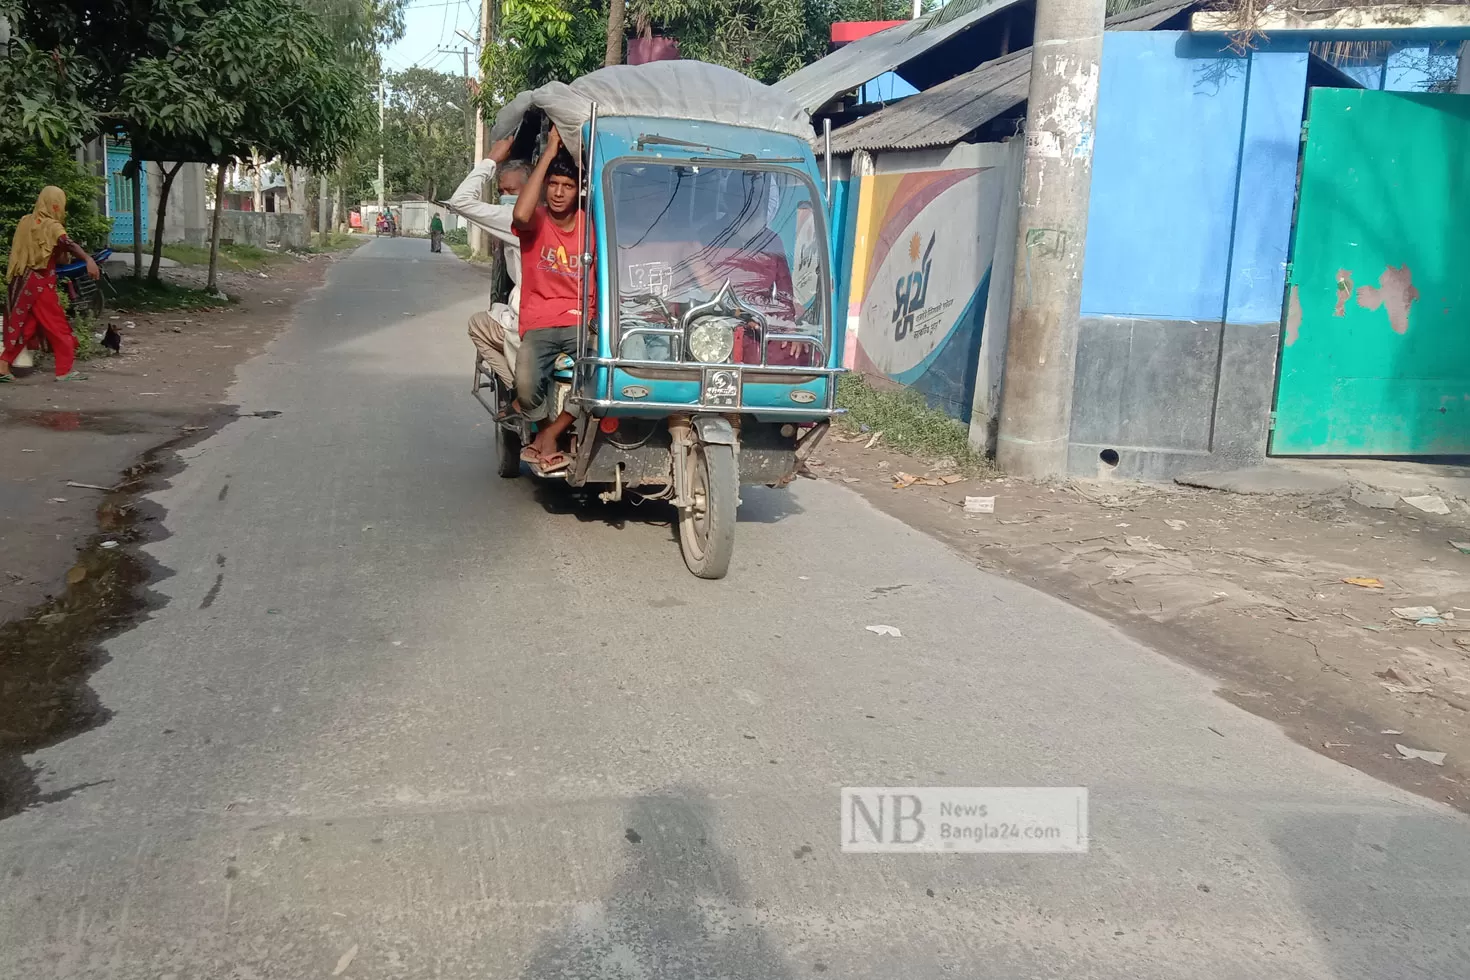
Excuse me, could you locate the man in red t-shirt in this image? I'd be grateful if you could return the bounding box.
[512,125,593,471]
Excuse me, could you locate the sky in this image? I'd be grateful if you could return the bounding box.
[381,0,483,78]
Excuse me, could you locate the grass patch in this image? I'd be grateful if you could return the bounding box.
[109,277,234,313]
[73,324,104,362]
[304,231,365,253]
[161,241,284,271]
[836,373,995,475]
[449,241,493,264]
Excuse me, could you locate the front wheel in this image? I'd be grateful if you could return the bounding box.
[678,441,737,579]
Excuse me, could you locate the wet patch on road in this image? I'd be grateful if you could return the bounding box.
[0,408,195,435]
[0,411,232,820]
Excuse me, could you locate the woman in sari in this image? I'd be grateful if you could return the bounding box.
[0,186,98,383]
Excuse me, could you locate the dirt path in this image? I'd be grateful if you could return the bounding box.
[813,435,1470,814]
[0,246,353,816]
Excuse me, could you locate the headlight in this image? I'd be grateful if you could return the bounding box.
[688,316,738,364]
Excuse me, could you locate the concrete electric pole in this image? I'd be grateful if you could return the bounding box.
[465,9,492,160]
[438,45,475,155]
[376,77,386,211]
[318,172,330,248]
[995,0,1106,480]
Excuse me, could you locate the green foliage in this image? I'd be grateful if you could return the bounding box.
[481,0,609,108]
[382,67,473,201]
[0,38,98,147]
[71,320,103,361]
[2,0,395,165]
[442,226,468,247]
[0,140,108,282]
[835,373,993,474]
[113,0,373,170]
[478,0,917,110]
[627,0,913,84]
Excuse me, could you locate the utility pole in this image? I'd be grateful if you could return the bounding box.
[475,0,493,159]
[318,172,330,248]
[377,77,385,211]
[438,45,474,155]
[456,15,492,256]
[994,0,1106,479]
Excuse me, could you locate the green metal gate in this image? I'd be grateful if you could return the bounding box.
[1273,88,1470,456]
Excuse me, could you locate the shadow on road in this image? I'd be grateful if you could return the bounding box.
[529,480,805,535]
[1269,810,1470,980]
[515,787,799,980]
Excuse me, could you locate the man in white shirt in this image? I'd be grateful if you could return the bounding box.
[448,138,530,391]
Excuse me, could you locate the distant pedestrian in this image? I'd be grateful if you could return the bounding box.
[429,213,444,253]
[1,186,99,383]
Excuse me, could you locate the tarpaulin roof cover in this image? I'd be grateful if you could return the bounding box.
[488,60,813,157]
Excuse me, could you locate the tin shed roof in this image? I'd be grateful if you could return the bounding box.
[824,0,1197,156]
[774,0,1026,112]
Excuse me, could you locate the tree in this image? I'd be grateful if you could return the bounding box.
[2,0,403,282]
[626,0,915,84]
[480,0,918,116]
[0,35,97,147]
[382,67,472,201]
[605,0,626,66]
[481,0,608,111]
[112,0,376,281]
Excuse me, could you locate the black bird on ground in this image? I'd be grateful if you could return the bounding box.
[101,325,122,354]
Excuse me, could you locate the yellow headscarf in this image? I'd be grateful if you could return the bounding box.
[7,186,68,282]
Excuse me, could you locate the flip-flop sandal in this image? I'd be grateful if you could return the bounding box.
[534,453,570,477]
[520,447,544,464]
[0,374,14,383]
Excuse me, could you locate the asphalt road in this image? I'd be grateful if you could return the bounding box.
[3,237,1468,979]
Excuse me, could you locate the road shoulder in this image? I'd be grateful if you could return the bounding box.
[812,435,1470,815]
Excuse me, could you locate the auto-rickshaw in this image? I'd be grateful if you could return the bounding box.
[473,60,843,579]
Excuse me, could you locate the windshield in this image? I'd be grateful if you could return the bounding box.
[607,162,828,366]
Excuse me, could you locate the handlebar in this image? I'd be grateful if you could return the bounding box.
[56,247,113,278]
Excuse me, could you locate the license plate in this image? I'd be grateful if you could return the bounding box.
[701,368,741,408]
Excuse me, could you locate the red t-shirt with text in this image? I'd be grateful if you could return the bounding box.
[515,206,595,334]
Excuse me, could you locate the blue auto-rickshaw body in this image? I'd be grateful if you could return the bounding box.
[571,116,843,423]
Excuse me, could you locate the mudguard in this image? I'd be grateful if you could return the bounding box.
[692,414,736,446]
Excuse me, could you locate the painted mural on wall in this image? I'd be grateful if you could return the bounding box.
[845,167,1004,421]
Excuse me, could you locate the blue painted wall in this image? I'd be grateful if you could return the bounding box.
[1226,46,1310,324]
[859,72,919,104]
[1080,32,1308,325]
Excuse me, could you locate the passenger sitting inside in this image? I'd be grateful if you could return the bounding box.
[512,125,594,473]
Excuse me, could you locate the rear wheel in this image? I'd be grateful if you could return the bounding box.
[496,424,522,478]
[677,441,736,579]
[494,381,522,478]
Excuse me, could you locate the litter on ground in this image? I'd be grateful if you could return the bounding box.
[1402,494,1451,515]
[1395,743,1447,766]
